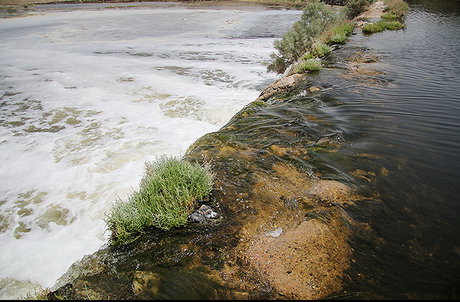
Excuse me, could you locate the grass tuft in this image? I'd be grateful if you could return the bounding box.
[294,58,322,73]
[105,156,214,245]
[384,20,405,30]
[381,12,399,20]
[322,21,355,44]
[362,20,404,34]
[312,42,332,58]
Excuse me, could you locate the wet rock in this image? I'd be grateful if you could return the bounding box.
[308,86,321,93]
[132,271,161,296]
[256,73,304,101]
[248,219,351,299]
[266,227,283,238]
[269,144,288,157]
[189,204,219,223]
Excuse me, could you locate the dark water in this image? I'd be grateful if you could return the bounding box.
[319,0,460,298]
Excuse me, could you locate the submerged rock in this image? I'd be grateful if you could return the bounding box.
[189,204,219,223]
[266,227,283,238]
[308,86,321,93]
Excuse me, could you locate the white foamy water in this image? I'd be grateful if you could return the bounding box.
[0,2,301,299]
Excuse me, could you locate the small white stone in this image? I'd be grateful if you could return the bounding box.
[266,227,283,238]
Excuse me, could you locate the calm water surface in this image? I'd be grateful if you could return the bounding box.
[325,0,460,298]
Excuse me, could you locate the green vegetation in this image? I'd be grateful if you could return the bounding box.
[106,156,214,245]
[293,58,322,73]
[384,20,405,30]
[346,0,374,19]
[267,0,341,73]
[383,0,409,19]
[312,42,332,57]
[381,12,399,20]
[266,0,375,74]
[363,0,408,34]
[323,21,355,44]
[362,20,405,33]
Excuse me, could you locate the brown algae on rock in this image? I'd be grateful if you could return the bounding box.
[45,6,390,298]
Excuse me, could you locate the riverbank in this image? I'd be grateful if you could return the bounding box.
[39,1,396,300]
[46,46,377,300]
[0,0,309,8]
[6,0,459,299]
[0,0,413,299]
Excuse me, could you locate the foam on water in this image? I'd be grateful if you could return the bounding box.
[0,3,301,299]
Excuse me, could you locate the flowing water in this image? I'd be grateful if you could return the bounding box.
[315,0,460,298]
[1,0,459,300]
[0,2,302,298]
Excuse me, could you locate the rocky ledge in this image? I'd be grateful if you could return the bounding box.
[44,4,392,297]
[45,40,386,299]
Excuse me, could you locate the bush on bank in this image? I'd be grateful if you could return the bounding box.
[267,0,367,74]
[267,0,342,73]
[105,156,214,245]
[346,0,374,19]
[382,0,409,20]
[293,58,322,73]
[322,20,355,44]
[363,0,408,34]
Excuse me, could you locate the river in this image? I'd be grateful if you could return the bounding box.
[1,0,459,299]
[0,2,301,299]
[319,0,460,298]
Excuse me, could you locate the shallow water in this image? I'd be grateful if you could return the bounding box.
[0,2,301,298]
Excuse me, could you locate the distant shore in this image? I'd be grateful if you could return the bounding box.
[0,0,311,9]
[1,0,75,6]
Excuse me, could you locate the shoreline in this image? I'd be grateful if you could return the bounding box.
[3,0,399,299]
[0,0,311,9]
[47,1,390,300]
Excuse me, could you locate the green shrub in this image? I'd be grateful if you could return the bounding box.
[346,0,373,19]
[334,21,355,36]
[329,32,347,44]
[384,20,405,30]
[106,156,214,245]
[312,42,332,57]
[294,58,322,73]
[362,21,386,33]
[302,52,316,60]
[323,21,355,44]
[267,0,338,73]
[362,20,404,34]
[384,0,409,19]
[381,12,398,20]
